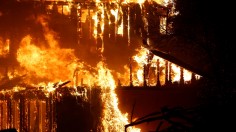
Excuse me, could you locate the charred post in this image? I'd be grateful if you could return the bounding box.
[143,64,147,87]
[129,57,133,87]
[12,100,18,130]
[156,59,161,86]
[19,96,25,132]
[191,72,196,84]
[7,99,12,129]
[168,62,172,84]
[37,102,41,128]
[180,67,184,85]
[0,101,3,130]
[53,92,58,132]
[45,95,51,132]
[165,60,169,85]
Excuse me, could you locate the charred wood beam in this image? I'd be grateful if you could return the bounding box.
[53,80,71,89]
[0,75,26,91]
[156,121,164,131]
[134,111,162,123]
[58,80,71,88]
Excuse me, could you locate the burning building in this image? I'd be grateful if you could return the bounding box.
[0,0,208,132]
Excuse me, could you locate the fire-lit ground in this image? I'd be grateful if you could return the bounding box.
[1,0,235,132]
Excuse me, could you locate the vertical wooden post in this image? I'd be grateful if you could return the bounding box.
[180,67,184,84]
[165,60,169,85]
[156,59,160,86]
[129,58,133,87]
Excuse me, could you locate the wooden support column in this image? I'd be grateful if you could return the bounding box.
[156,59,160,86]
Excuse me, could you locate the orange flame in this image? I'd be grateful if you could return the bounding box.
[131,46,198,85]
[14,14,141,131]
[97,61,140,132]
[0,38,10,57]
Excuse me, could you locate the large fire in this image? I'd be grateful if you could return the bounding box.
[0,0,199,132]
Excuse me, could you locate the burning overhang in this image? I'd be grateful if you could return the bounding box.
[143,35,213,78]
